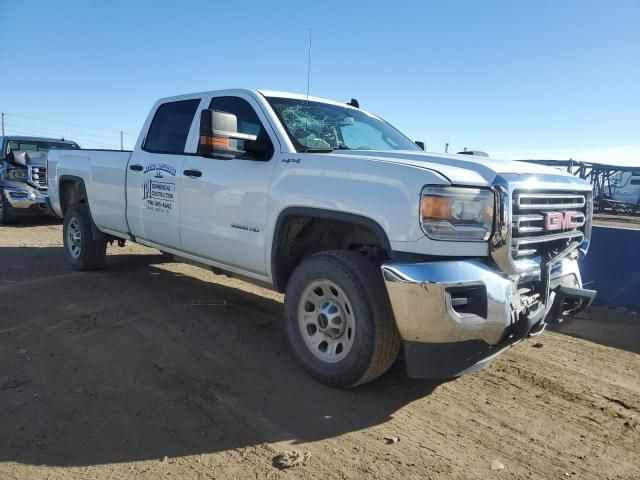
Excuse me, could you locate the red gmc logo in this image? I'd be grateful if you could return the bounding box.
[545,211,579,231]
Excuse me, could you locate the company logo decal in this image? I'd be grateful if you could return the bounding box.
[143,162,177,178]
[143,179,175,213]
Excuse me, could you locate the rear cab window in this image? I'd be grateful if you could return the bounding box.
[144,99,200,154]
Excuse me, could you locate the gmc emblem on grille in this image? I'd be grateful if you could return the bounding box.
[544,211,579,231]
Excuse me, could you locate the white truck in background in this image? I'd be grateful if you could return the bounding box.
[47,89,596,388]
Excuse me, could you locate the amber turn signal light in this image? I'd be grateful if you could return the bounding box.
[421,196,453,219]
[199,135,230,148]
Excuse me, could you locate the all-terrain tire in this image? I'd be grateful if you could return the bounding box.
[284,250,401,388]
[63,204,107,271]
[0,189,17,225]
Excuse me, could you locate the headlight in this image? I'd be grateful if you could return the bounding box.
[8,168,28,181]
[420,186,495,241]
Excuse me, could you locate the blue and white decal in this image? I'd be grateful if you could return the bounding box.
[143,162,177,213]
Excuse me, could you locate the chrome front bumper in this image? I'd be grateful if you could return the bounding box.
[3,187,48,210]
[382,260,515,345]
[381,258,593,378]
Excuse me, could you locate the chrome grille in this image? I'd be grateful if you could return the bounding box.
[515,193,586,210]
[29,166,48,191]
[511,191,588,259]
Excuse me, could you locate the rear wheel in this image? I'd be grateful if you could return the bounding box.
[0,190,17,225]
[63,204,107,270]
[284,250,401,388]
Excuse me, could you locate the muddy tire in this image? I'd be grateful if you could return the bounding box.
[0,190,17,225]
[63,204,107,271]
[284,250,401,388]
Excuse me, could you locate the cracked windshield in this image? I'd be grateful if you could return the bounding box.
[266,97,420,152]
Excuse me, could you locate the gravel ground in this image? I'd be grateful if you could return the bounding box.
[1,219,638,480]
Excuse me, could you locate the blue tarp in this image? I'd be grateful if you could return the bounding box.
[580,226,640,311]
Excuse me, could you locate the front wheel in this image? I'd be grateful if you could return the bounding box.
[0,190,17,225]
[284,250,401,388]
[63,204,107,271]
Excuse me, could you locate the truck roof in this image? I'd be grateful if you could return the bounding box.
[156,89,364,111]
[256,90,363,110]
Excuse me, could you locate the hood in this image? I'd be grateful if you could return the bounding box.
[6,150,47,168]
[327,150,573,186]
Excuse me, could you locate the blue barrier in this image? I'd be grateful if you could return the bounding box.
[579,226,640,312]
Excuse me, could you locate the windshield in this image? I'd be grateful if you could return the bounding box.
[266,97,420,152]
[6,140,80,157]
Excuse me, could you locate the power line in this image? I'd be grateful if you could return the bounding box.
[3,120,124,141]
[3,112,136,136]
[3,127,120,149]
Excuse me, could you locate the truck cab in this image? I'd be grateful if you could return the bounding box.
[0,136,79,224]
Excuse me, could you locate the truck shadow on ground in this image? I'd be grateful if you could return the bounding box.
[0,246,442,467]
[2,216,62,227]
[548,307,640,355]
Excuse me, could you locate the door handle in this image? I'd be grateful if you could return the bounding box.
[183,169,202,178]
[129,164,143,172]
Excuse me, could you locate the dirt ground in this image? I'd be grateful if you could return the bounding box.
[1,219,639,480]
[593,214,640,230]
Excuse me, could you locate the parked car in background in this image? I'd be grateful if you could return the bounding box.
[0,136,79,224]
[47,89,596,388]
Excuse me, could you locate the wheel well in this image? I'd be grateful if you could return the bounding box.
[272,211,391,292]
[59,178,88,216]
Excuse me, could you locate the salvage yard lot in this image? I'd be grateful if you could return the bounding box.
[1,221,639,480]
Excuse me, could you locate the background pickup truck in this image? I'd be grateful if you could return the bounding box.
[47,89,596,388]
[0,135,79,224]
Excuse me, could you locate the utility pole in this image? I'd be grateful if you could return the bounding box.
[120,131,124,151]
[1,113,5,136]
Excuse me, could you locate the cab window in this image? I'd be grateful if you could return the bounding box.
[144,99,200,154]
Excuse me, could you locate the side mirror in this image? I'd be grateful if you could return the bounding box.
[415,141,425,150]
[198,109,257,159]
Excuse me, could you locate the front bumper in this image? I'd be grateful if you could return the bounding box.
[3,186,49,212]
[381,258,595,378]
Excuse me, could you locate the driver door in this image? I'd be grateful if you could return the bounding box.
[180,94,278,276]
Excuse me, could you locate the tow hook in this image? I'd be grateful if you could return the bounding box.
[547,286,597,323]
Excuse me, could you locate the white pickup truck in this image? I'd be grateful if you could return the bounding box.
[47,89,596,388]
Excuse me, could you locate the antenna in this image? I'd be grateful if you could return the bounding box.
[306,29,312,100]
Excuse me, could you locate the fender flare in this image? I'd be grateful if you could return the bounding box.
[58,175,88,214]
[270,206,392,291]
[58,175,112,242]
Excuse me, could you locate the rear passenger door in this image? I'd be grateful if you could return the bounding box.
[126,98,201,250]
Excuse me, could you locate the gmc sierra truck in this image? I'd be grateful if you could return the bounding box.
[47,89,596,388]
[0,136,79,223]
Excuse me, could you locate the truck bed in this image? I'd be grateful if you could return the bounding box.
[48,149,132,236]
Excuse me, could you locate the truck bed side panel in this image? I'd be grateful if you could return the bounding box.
[49,150,131,236]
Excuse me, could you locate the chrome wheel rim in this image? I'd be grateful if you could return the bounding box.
[298,279,356,363]
[67,217,82,259]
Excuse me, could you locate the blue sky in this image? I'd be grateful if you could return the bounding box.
[0,0,638,164]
